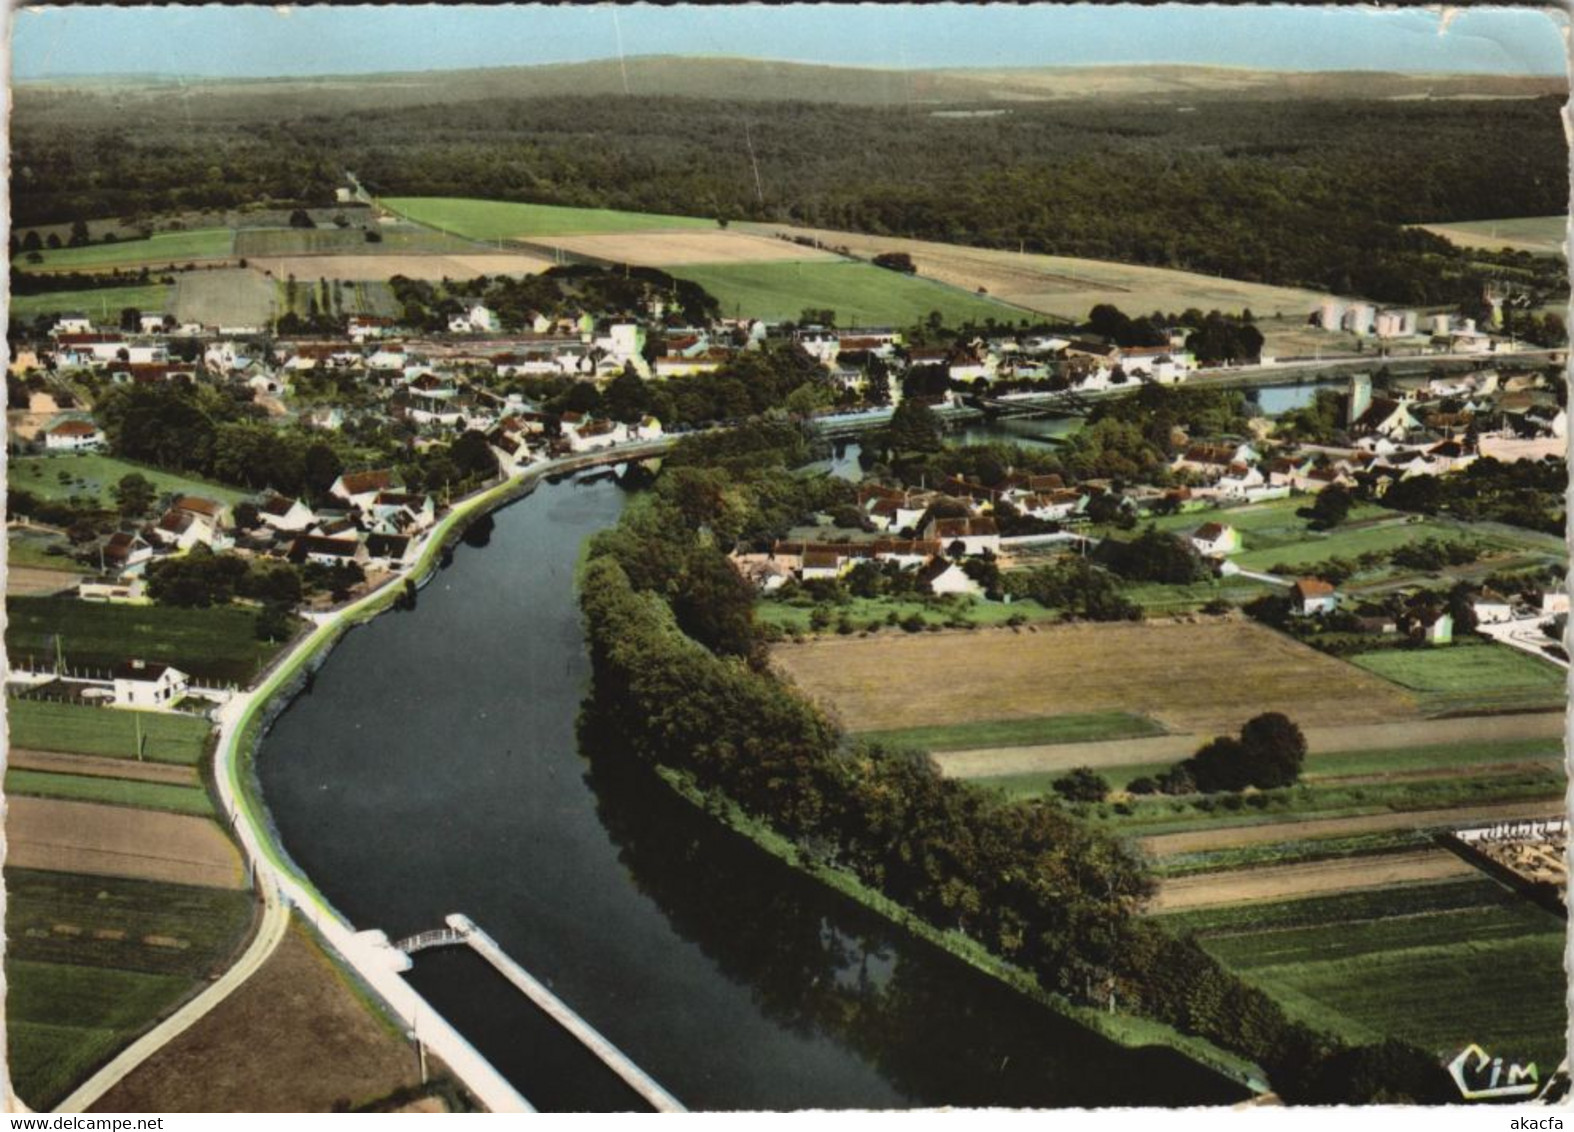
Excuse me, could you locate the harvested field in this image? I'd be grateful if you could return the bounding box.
[93,920,423,1113]
[773,620,1419,737]
[8,749,198,787]
[1416,215,1567,256]
[740,222,1336,321]
[172,268,275,327]
[935,712,1565,779]
[1152,849,1474,911]
[7,566,81,596]
[547,230,838,266]
[5,797,244,889]
[1137,799,1567,857]
[249,253,551,281]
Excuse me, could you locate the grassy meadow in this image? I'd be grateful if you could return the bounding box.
[382,196,711,239]
[9,283,174,324]
[10,452,252,508]
[7,596,286,685]
[671,260,1024,326]
[20,228,234,272]
[8,699,213,764]
[5,769,215,816]
[858,712,1165,752]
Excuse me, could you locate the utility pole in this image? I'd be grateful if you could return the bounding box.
[134,711,144,761]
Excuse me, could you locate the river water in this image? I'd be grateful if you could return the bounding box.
[256,476,1245,1111]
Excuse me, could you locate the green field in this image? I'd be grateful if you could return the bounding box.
[10,452,251,508]
[1232,517,1514,573]
[1352,643,1566,694]
[20,228,234,272]
[382,196,711,239]
[7,530,79,573]
[1417,215,1567,257]
[858,712,1165,750]
[6,768,214,815]
[6,959,193,1109]
[1115,575,1273,613]
[234,226,475,256]
[8,698,212,764]
[987,736,1564,800]
[1189,898,1566,1068]
[7,596,286,685]
[9,283,174,324]
[5,868,252,978]
[172,267,276,327]
[672,260,1023,326]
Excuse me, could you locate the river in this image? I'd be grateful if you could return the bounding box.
[256,475,1245,1111]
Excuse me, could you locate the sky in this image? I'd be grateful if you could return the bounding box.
[9,4,1570,81]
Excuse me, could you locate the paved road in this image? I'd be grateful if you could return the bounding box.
[935,712,1565,779]
[1477,614,1569,670]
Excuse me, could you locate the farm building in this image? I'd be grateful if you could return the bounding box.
[1292,578,1339,616]
[113,659,190,710]
[43,419,106,452]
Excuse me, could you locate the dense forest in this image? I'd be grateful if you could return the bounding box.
[12,87,1566,306]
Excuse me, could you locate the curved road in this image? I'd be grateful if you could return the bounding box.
[48,445,670,1113]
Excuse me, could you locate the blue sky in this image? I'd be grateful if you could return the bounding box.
[11,4,1569,80]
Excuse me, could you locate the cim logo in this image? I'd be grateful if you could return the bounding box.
[1448,1043,1540,1101]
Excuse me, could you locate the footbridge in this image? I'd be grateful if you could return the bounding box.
[394,914,686,1113]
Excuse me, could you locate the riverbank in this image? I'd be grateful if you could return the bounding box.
[653,765,1266,1096]
[184,446,669,1114]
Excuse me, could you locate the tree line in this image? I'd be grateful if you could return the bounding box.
[578,422,1454,1103]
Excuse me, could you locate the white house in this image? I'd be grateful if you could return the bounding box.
[43,419,106,452]
[51,315,94,335]
[257,494,317,533]
[138,313,169,335]
[448,304,499,334]
[330,470,396,510]
[1190,522,1243,558]
[1471,592,1515,625]
[112,659,189,710]
[101,531,155,576]
[918,557,982,596]
[1292,578,1339,616]
[925,517,1001,557]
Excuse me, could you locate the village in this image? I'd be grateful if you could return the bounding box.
[4,248,1569,1115]
[7,280,1568,719]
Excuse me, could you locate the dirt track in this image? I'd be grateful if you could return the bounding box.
[9,748,199,787]
[5,797,244,889]
[1138,799,1566,857]
[93,922,422,1113]
[1152,850,1476,911]
[935,712,1566,779]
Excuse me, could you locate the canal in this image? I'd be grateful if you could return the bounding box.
[256,475,1246,1110]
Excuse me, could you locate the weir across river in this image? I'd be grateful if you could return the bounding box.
[392,915,687,1113]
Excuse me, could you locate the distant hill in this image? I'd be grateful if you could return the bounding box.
[17,56,1566,120]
